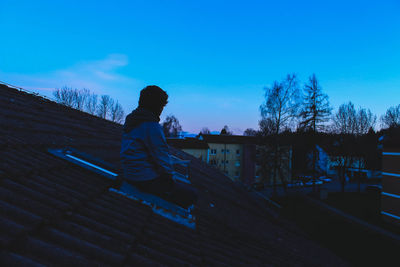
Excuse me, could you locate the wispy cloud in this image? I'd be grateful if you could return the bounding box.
[0,54,142,97]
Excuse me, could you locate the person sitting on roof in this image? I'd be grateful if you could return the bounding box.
[121,85,197,208]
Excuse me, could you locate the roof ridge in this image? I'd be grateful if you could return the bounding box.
[0,81,53,102]
[0,81,122,127]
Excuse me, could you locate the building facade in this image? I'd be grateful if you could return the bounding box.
[381,130,400,224]
[168,134,293,186]
[167,137,210,163]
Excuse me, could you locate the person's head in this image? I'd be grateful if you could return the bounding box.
[138,85,168,116]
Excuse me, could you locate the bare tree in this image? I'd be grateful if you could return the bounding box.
[333,102,376,135]
[356,107,376,135]
[53,86,76,107]
[332,102,377,192]
[74,88,89,111]
[162,115,182,137]
[259,74,300,194]
[97,95,114,119]
[53,87,124,123]
[259,117,276,136]
[86,93,98,115]
[299,74,331,192]
[332,102,357,192]
[243,128,258,136]
[381,104,400,129]
[332,102,357,134]
[260,73,300,135]
[110,101,125,124]
[200,127,211,135]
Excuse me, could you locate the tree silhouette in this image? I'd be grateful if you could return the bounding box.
[299,74,332,132]
[162,115,182,137]
[332,102,377,192]
[259,74,300,194]
[299,74,331,192]
[111,101,125,123]
[86,93,98,115]
[220,125,232,135]
[243,128,258,136]
[381,104,400,129]
[53,87,76,107]
[260,73,300,135]
[97,95,114,119]
[200,127,211,135]
[53,87,125,123]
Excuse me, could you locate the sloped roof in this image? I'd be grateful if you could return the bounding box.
[167,137,209,150]
[199,134,261,145]
[0,83,346,266]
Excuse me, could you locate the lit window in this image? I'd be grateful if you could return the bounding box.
[235,161,240,167]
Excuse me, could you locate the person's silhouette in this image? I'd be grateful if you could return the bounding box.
[121,85,197,208]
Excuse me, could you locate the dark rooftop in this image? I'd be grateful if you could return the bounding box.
[0,83,347,266]
[167,137,209,150]
[199,134,261,145]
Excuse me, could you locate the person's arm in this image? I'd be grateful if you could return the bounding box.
[146,123,174,176]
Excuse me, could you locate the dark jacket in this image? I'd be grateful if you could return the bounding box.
[121,108,174,182]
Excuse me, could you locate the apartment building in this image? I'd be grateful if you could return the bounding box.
[381,129,400,224]
[199,134,258,184]
[168,134,292,186]
[167,137,210,163]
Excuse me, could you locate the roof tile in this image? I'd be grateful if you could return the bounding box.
[0,83,348,266]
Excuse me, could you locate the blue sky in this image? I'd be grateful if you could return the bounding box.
[1,0,399,134]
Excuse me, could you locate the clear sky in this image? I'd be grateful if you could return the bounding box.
[1,0,399,134]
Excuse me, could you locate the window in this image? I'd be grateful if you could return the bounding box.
[221,149,225,153]
[236,149,240,156]
[210,149,217,155]
[235,161,240,167]
[48,148,118,180]
[225,160,229,164]
[210,159,217,165]
[226,149,230,154]
[235,171,240,177]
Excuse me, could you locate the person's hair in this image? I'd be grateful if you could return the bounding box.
[138,85,168,114]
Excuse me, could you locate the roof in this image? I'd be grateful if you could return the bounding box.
[167,137,209,150]
[0,83,346,266]
[199,134,261,145]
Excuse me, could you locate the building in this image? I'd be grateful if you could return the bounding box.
[167,137,210,162]
[198,134,258,184]
[197,134,292,186]
[381,129,400,224]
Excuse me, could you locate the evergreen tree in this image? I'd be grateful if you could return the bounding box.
[299,74,331,192]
